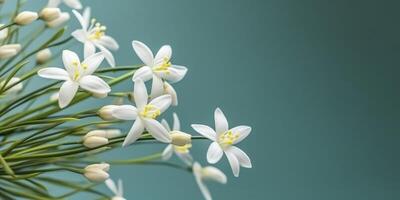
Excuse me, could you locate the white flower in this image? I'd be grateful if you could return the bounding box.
[191,108,252,177]
[161,113,193,166]
[47,0,82,9]
[38,50,111,108]
[193,162,227,200]
[84,163,110,182]
[111,79,172,146]
[72,8,119,67]
[14,11,38,25]
[131,40,187,100]
[105,178,126,200]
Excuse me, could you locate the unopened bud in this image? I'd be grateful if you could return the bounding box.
[83,136,109,148]
[46,12,70,28]
[84,163,110,182]
[0,24,8,40]
[170,131,192,146]
[84,129,121,140]
[0,44,21,59]
[164,82,178,106]
[92,91,108,98]
[99,105,118,121]
[39,8,61,21]
[0,77,23,94]
[14,11,39,25]
[36,48,52,64]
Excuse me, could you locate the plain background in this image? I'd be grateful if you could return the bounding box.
[4,0,400,199]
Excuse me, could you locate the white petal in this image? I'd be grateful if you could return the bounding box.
[71,29,86,43]
[172,113,180,131]
[132,40,154,66]
[162,65,187,83]
[191,124,216,141]
[72,9,87,30]
[203,166,227,184]
[62,50,80,75]
[161,119,171,132]
[122,119,144,147]
[150,75,164,98]
[207,142,223,164]
[154,45,172,66]
[227,146,252,168]
[79,75,111,94]
[82,52,104,75]
[143,118,171,143]
[164,82,178,106]
[84,41,96,59]
[148,94,171,114]
[231,126,251,144]
[98,35,119,50]
[105,179,118,195]
[112,105,137,120]
[64,0,83,9]
[162,144,173,160]
[117,179,123,197]
[133,79,148,108]
[38,68,69,80]
[132,66,153,82]
[225,150,240,177]
[47,0,61,7]
[176,152,193,166]
[193,168,212,200]
[82,6,91,23]
[214,108,229,135]
[98,45,116,67]
[58,80,78,108]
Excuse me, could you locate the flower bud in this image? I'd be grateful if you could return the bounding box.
[36,48,52,64]
[0,77,23,94]
[39,8,61,21]
[83,136,109,148]
[14,11,39,25]
[0,24,8,41]
[170,131,191,146]
[99,105,118,121]
[92,91,108,98]
[164,82,178,106]
[50,92,59,101]
[46,12,70,28]
[84,129,121,140]
[84,163,110,182]
[0,44,21,59]
[112,197,126,200]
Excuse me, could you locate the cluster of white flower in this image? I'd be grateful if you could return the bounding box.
[32,1,253,199]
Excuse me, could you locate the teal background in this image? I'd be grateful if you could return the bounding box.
[6,0,400,199]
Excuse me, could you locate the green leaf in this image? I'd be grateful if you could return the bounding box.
[0,154,15,177]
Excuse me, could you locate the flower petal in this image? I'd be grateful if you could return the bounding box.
[207,142,223,164]
[71,29,86,43]
[122,119,144,147]
[150,75,164,98]
[148,94,171,114]
[84,41,96,58]
[191,124,216,141]
[72,9,87,30]
[193,163,212,200]
[132,40,154,66]
[161,119,171,132]
[215,107,229,135]
[154,45,172,66]
[164,82,178,106]
[112,105,137,120]
[172,112,180,131]
[176,152,193,166]
[117,179,123,197]
[105,179,118,195]
[133,79,148,108]
[64,0,83,9]
[38,68,69,80]
[231,126,252,144]
[227,146,252,168]
[203,166,227,184]
[62,50,80,75]
[98,45,115,67]
[98,35,119,50]
[79,75,111,94]
[47,0,61,7]
[132,66,153,82]
[225,150,240,177]
[162,65,187,83]
[82,52,104,75]
[58,80,78,108]
[162,144,174,160]
[143,118,171,143]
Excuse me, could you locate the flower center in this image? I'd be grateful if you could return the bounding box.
[139,105,161,119]
[88,19,106,41]
[174,143,192,154]
[71,60,88,81]
[218,130,239,148]
[153,57,172,74]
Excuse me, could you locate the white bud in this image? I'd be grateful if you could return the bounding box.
[50,92,59,101]
[0,77,23,94]
[39,8,61,21]
[92,91,108,98]
[46,12,70,28]
[14,11,39,25]
[83,136,109,148]
[164,82,178,106]
[0,24,9,41]
[84,129,121,140]
[112,197,126,200]
[99,105,118,121]
[0,44,21,59]
[170,131,191,146]
[36,48,52,64]
[84,163,110,182]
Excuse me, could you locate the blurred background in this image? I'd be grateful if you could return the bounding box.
[5,0,400,199]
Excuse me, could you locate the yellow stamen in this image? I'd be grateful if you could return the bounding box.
[218,130,239,148]
[140,105,161,119]
[174,143,192,154]
[89,21,106,40]
[153,57,172,74]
